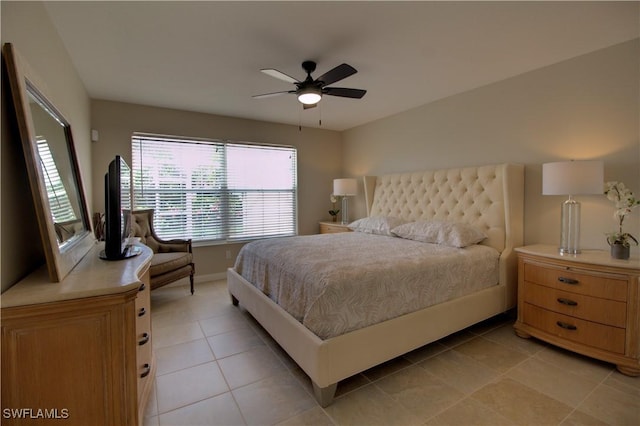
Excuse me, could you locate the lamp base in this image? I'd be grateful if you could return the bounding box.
[559,247,581,255]
[341,197,350,224]
[558,197,581,255]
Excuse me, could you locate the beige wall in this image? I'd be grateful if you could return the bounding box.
[2,0,638,289]
[91,100,342,278]
[1,1,92,290]
[343,39,640,254]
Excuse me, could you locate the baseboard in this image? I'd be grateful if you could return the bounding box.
[195,272,227,283]
[160,272,227,289]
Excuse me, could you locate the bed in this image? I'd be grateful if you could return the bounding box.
[227,163,524,406]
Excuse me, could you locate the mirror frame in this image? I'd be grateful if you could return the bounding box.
[3,43,94,282]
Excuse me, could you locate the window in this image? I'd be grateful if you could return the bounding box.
[131,133,297,243]
[36,138,77,223]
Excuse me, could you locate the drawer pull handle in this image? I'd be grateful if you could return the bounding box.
[138,332,150,346]
[557,298,578,306]
[556,321,577,331]
[140,363,151,378]
[138,307,146,317]
[558,277,579,285]
[138,283,146,292]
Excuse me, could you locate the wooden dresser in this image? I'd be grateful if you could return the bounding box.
[1,243,155,425]
[514,244,640,376]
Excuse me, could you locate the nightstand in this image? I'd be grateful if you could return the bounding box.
[319,221,352,234]
[514,244,640,376]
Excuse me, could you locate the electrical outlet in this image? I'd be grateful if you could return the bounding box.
[225,250,231,259]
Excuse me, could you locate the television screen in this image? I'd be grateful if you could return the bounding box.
[100,155,139,260]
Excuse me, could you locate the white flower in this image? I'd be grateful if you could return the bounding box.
[330,194,337,203]
[604,181,640,245]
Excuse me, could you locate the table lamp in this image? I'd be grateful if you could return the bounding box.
[333,178,357,224]
[542,160,604,254]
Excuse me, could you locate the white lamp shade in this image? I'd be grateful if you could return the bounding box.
[333,178,357,196]
[542,161,604,195]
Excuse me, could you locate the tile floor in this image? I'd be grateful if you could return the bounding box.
[144,279,639,426]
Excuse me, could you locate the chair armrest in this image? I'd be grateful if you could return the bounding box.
[154,238,192,254]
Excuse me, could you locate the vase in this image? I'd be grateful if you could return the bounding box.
[610,243,630,260]
[331,216,337,223]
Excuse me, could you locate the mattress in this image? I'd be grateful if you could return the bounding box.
[233,232,500,339]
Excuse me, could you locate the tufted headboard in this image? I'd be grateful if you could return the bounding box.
[364,164,524,308]
[365,164,524,253]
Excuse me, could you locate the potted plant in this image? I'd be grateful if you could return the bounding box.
[329,194,340,222]
[605,181,640,259]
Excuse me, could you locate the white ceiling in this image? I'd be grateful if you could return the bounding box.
[43,1,639,131]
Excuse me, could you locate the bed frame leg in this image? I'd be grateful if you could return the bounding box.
[230,293,239,306]
[312,382,337,407]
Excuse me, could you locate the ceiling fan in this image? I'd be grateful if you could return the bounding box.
[253,61,366,109]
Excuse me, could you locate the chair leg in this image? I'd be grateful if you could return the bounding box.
[189,272,194,295]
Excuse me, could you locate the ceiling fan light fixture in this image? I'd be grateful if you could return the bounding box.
[297,88,322,105]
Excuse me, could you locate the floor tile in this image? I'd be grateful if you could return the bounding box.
[534,345,612,383]
[418,348,500,394]
[151,308,196,330]
[152,320,205,349]
[158,392,245,426]
[578,383,640,425]
[425,397,512,425]
[403,341,448,363]
[232,374,316,425]
[361,356,413,381]
[334,373,371,398]
[276,406,335,426]
[218,345,287,389]
[602,370,640,397]
[199,310,248,337]
[150,279,636,426]
[207,326,265,359]
[482,322,547,356]
[560,410,609,426]
[324,383,421,426]
[438,329,476,348]
[471,378,573,425]
[155,338,215,376]
[155,361,229,414]
[507,356,600,407]
[375,365,464,421]
[453,336,528,373]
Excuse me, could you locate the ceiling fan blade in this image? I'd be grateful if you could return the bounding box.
[303,103,317,110]
[260,68,299,83]
[324,87,367,99]
[316,63,357,86]
[252,90,294,99]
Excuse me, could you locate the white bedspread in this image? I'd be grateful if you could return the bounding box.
[234,232,500,339]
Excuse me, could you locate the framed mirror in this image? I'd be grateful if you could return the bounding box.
[3,43,94,282]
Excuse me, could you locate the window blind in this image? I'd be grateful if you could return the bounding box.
[131,133,297,243]
[36,138,77,223]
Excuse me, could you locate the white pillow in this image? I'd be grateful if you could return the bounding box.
[348,216,407,236]
[391,220,487,248]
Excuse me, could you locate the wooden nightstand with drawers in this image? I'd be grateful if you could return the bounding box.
[319,221,352,234]
[514,244,640,376]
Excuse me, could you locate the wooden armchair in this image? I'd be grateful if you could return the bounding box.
[125,209,195,294]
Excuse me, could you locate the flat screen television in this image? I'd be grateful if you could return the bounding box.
[100,155,139,260]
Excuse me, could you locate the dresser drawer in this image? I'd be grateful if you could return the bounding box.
[319,222,351,234]
[523,282,626,328]
[135,277,153,397]
[522,303,625,354]
[523,262,627,301]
